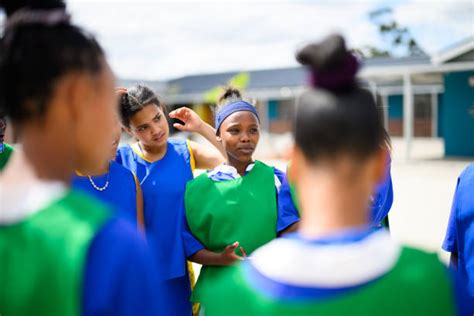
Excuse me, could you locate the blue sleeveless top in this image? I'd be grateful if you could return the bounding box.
[71,160,139,225]
[116,138,194,280]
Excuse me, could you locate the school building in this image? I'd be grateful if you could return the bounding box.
[124,36,474,158]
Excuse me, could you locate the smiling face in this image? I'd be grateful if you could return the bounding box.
[218,111,260,165]
[127,103,169,148]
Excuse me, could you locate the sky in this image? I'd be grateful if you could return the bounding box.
[4,0,474,80]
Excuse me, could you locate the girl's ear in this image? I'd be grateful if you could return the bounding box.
[287,145,300,184]
[216,135,222,142]
[124,126,134,138]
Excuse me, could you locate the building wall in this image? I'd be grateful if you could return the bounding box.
[442,71,474,156]
[387,94,436,137]
[268,99,295,134]
[388,95,404,136]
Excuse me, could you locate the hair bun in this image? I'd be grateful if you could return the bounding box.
[296,34,359,91]
[217,86,242,107]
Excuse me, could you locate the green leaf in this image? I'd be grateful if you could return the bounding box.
[204,86,225,104]
[228,72,250,90]
[202,72,250,104]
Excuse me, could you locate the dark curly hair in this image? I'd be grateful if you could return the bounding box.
[119,84,168,127]
[0,0,105,123]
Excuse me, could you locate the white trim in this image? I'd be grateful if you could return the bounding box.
[360,60,474,78]
[0,151,67,224]
[431,91,439,138]
[377,84,443,96]
[251,229,400,288]
[432,39,474,65]
[381,93,389,130]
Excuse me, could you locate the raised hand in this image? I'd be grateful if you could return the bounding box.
[115,87,128,95]
[169,107,203,133]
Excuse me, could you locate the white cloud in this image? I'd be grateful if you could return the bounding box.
[69,1,379,80]
[392,0,474,54]
[2,1,472,80]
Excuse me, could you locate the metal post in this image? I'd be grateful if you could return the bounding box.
[403,73,414,160]
[431,91,438,138]
[259,99,270,133]
[381,93,389,131]
[368,80,377,101]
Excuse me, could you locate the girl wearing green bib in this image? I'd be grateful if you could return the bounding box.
[199,35,468,315]
[0,1,160,315]
[182,88,294,302]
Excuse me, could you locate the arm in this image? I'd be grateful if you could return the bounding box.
[181,211,245,266]
[279,222,299,236]
[189,140,224,170]
[450,252,458,269]
[442,176,461,264]
[133,174,145,232]
[189,242,246,266]
[169,107,225,157]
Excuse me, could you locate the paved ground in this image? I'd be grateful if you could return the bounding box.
[382,138,471,261]
[261,137,472,262]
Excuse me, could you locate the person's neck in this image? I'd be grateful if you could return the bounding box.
[139,141,167,162]
[226,156,253,176]
[77,160,110,177]
[296,169,370,239]
[20,124,74,184]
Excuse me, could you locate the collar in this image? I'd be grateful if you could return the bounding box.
[207,162,255,181]
[249,228,400,288]
[0,150,67,224]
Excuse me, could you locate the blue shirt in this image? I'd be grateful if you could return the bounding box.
[116,139,193,280]
[83,218,163,315]
[443,164,474,298]
[71,161,139,225]
[278,160,393,230]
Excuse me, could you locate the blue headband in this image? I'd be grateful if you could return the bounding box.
[215,100,260,133]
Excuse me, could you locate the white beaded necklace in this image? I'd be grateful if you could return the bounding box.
[87,174,109,191]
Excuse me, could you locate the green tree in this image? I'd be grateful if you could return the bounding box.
[358,7,426,58]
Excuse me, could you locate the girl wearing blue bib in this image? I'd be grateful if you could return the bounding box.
[72,113,144,228]
[116,85,224,316]
[72,160,143,227]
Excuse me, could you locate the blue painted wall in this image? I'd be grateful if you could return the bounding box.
[442,71,474,156]
[268,100,279,120]
[388,95,403,119]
